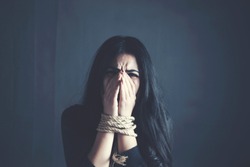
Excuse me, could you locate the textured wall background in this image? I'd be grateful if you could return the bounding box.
[1,0,249,167]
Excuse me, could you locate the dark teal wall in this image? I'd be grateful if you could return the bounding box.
[0,0,249,167]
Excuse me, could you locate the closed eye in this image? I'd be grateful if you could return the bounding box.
[127,72,139,78]
[105,67,120,75]
[126,69,139,78]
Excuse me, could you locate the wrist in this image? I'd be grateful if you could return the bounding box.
[97,114,137,137]
[118,109,133,116]
[103,109,118,116]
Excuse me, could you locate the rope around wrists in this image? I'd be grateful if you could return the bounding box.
[96,113,137,137]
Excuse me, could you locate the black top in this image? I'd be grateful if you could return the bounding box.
[61,104,146,167]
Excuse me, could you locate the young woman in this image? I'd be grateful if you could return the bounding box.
[62,36,173,167]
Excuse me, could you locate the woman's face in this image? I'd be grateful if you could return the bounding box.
[104,54,140,94]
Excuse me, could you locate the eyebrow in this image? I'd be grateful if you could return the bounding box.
[106,66,120,73]
[125,69,139,74]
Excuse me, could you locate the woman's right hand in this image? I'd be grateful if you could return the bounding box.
[103,73,122,116]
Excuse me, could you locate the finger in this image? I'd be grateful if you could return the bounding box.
[119,78,124,102]
[127,72,136,91]
[109,78,118,96]
[123,72,135,97]
[112,74,121,98]
[126,72,136,95]
[104,74,118,94]
[123,74,131,98]
[106,75,121,101]
[121,73,130,99]
[119,73,128,101]
[114,82,120,101]
[103,76,113,94]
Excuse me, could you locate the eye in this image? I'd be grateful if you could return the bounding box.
[127,72,139,78]
[105,67,119,75]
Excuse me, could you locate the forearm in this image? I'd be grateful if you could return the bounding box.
[117,132,137,153]
[88,132,114,167]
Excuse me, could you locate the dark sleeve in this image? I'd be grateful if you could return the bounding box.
[61,105,96,167]
[81,157,95,167]
[115,146,146,167]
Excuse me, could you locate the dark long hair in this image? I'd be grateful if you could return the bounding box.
[83,36,173,167]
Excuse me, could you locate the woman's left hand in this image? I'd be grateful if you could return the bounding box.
[118,71,136,116]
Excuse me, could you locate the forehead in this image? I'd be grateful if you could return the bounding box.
[112,54,138,69]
